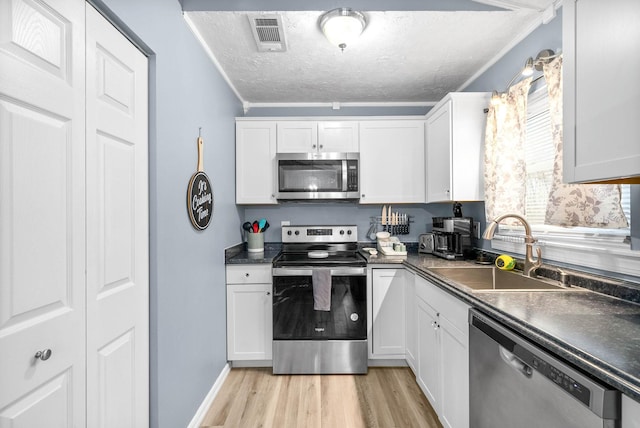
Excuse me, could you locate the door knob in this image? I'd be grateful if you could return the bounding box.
[34,349,52,361]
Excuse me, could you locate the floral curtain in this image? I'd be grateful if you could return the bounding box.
[543,57,628,228]
[484,78,532,225]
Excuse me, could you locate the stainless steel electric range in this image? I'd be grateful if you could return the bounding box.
[271,225,367,374]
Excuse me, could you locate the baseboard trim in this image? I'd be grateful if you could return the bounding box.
[187,362,231,428]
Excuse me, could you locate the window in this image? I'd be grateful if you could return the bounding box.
[490,85,637,277]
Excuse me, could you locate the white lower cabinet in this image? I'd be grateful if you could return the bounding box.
[416,275,470,428]
[370,268,406,358]
[623,394,640,428]
[226,265,272,361]
[405,270,417,372]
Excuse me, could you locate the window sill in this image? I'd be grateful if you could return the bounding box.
[490,234,640,280]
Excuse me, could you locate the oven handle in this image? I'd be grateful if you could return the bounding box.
[272,267,366,277]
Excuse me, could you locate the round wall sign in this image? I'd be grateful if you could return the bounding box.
[187,131,213,230]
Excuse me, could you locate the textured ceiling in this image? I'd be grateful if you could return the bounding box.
[185,1,557,106]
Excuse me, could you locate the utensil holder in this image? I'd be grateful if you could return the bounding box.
[247,232,264,253]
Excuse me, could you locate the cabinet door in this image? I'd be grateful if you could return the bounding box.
[417,298,440,407]
[227,283,272,360]
[371,269,406,356]
[359,121,426,203]
[426,100,453,202]
[276,121,318,153]
[318,121,359,152]
[236,121,277,204]
[439,316,469,428]
[405,271,417,373]
[623,394,640,428]
[563,0,640,183]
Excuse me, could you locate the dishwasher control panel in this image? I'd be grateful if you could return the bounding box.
[532,355,590,405]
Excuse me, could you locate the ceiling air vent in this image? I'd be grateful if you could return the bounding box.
[248,14,287,52]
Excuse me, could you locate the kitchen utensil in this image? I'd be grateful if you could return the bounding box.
[262,221,270,232]
[187,129,213,230]
[381,205,387,231]
[252,222,259,233]
[242,222,252,232]
[258,218,266,232]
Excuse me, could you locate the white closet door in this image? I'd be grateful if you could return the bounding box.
[0,0,86,426]
[85,5,149,428]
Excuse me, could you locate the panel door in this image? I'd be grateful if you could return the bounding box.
[318,121,359,152]
[371,269,405,357]
[0,0,86,425]
[564,0,640,183]
[359,121,426,203]
[276,121,317,153]
[235,121,277,204]
[439,316,469,428]
[85,5,149,428]
[426,100,453,202]
[417,298,440,408]
[227,284,272,360]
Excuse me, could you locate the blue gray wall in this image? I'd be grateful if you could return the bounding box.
[94,0,243,427]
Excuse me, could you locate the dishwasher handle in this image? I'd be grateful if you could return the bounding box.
[499,345,533,378]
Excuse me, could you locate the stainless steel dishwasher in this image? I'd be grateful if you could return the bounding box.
[469,309,620,428]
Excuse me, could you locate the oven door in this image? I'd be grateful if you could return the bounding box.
[272,267,366,340]
[275,153,359,200]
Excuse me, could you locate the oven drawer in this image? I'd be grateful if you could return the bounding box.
[226,265,272,284]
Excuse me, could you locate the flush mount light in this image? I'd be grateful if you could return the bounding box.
[319,8,367,51]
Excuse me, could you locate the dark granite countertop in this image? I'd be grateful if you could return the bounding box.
[225,242,281,265]
[401,253,640,401]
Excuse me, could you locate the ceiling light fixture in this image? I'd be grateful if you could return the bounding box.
[319,8,367,51]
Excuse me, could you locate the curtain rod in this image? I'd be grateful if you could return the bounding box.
[483,74,546,114]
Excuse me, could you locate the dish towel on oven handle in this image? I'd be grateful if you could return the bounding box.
[312,269,332,311]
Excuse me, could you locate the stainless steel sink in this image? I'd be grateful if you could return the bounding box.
[428,266,570,291]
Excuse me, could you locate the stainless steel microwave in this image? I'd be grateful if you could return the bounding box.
[275,152,359,201]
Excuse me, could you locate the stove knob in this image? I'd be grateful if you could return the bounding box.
[287,230,292,236]
[347,230,352,235]
[294,230,300,235]
[339,230,345,235]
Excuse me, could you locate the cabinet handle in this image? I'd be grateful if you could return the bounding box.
[266,291,271,296]
[361,194,365,198]
[245,273,250,277]
[319,144,323,149]
[34,349,52,361]
[312,144,317,149]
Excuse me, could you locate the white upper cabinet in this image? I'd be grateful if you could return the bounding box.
[563,0,640,183]
[318,121,359,152]
[277,120,359,153]
[276,121,318,153]
[425,92,490,203]
[236,121,277,204]
[359,120,426,204]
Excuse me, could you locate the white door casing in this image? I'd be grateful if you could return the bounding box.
[85,5,149,428]
[0,0,86,425]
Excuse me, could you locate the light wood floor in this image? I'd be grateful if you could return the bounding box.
[200,367,442,428]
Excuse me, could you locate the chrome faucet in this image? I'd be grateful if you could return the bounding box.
[483,213,542,278]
